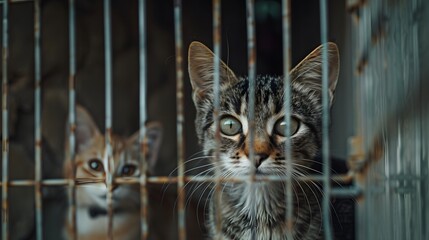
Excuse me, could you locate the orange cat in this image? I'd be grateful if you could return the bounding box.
[63,106,162,240]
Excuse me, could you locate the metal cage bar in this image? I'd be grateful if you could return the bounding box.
[245,0,256,176]
[138,0,149,239]
[103,0,114,239]
[245,1,257,239]
[1,0,8,239]
[212,0,223,238]
[34,0,43,239]
[281,0,294,238]
[173,0,186,239]
[67,0,77,239]
[319,0,333,239]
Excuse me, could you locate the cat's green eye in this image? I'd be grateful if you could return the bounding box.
[220,116,242,136]
[88,159,104,172]
[121,164,137,177]
[274,117,299,137]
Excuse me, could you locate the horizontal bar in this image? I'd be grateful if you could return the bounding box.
[0,172,356,186]
[331,186,362,197]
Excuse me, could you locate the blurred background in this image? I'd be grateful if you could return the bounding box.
[0,0,428,239]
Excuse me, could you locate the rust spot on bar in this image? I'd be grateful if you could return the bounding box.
[2,138,8,151]
[371,15,388,45]
[69,123,76,133]
[68,74,76,89]
[349,135,385,187]
[356,52,368,76]
[346,0,367,13]
[35,139,42,148]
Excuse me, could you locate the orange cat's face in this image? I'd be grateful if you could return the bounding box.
[64,106,161,225]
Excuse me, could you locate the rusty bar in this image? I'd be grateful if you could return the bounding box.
[319,0,333,239]
[0,172,357,186]
[138,0,149,239]
[1,0,9,238]
[245,1,256,238]
[34,0,43,238]
[173,0,186,239]
[34,0,43,239]
[281,0,294,237]
[67,0,77,239]
[103,0,114,239]
[212,0,222,238]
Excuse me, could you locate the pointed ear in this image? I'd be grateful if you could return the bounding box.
[188,41,239,103]
[129,122,162,175]
[291,42,340,105]
[75,105,101,151]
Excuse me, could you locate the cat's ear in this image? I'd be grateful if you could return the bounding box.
[188,41,239,102]
[291,42,340,105]
[129,122,162,175]
[75,105,101,151]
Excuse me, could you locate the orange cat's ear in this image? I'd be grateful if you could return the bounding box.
[75,105,101,151]
[129,122,162,175]
[188,41,238,103]
[145,122,162,174]
[291,42,340,105]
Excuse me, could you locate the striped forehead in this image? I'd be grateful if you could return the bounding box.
[220,76,284,117]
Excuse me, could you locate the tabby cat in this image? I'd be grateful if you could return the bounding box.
[188,41,339,239]
[63,106,162,240]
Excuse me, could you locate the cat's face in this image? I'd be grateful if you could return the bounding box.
[64,106,162,212]
[188,42,339,177]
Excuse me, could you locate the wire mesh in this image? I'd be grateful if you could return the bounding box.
[348,0,428,239]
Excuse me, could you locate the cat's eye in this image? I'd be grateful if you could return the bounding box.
[220,116,242,136]
[121,164,137,177]
[88,159,104,172]
[274,117,299,137]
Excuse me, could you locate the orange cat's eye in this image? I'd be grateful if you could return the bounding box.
[88,159,104,172]
[121,164,137,177]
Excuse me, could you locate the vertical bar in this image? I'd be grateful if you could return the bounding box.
[138,0,149,239]
[67,0,77,239]
[212,0,222,238]
[246,0,256,239]
[173,1,186,239]
[281,0,294,239]
[103,0,114,239]
[34,0,43,239]
[319,0,333,239]
[1,0,9,239]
